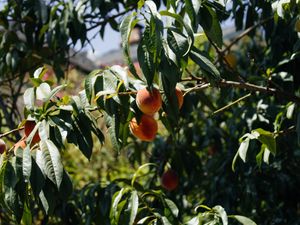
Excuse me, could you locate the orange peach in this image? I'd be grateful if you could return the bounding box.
[14,139,27,154]
[136,88,162,115]
[129,115,158,141]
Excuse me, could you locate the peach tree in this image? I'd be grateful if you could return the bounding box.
[0,0,300,224]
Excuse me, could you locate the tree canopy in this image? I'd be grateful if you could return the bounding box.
[0,0,300,224]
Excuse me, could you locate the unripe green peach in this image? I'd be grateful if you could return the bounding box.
[136,88,162,115]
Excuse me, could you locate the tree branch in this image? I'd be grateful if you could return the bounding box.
[187,79,300,104]
[221,16,273,54]
[0,126,24,139]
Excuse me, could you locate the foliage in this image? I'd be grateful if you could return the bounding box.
[0,0,300,224]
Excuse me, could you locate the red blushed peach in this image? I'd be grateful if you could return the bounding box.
[24,120,40,144]
[161,170,179,191]
[129,115,158,142]
[136,88,162,115]
[0,139,6,154]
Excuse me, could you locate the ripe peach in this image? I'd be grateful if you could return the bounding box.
[161,170,179,191]
[0,139,6,154]
[24,120,40,144]
[14,139,27,154]
[208,145,217,156]
[175,87,184,109]
[224,53,237,69]
[129,115,158,142]
[136,88,162,115]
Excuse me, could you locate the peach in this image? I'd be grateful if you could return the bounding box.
[208,145,217,156]
[175,87,184,109]
[136,88,162,115]
[24,120,40,144]
[0,139,6,154]
[161,170,179,191]
[224,53,237,69]
[14,139,27,154]
[129,115,158,141]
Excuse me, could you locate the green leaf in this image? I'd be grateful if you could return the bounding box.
[22,146,32,181]
[36,83,51,101]
[296,112,300,146]
[252,128,276,155]
[238,138,250,162]
[72,113,94,159]
[199,5,223,48]
[23,88,35,110]
[256,147,264,168]
[58,170,73,201]
[137,27,155,87]
[30,156,45,197]
[120,13,139,79]
[44,84,67,102]
[286,103,295,119]
[3,160,23,222]
[165,198,179,218]
[185,0,201,30]
[185,217,199,225]
[128,190,139,225]
[131,163,157,186]
[161,216,172,225]
[110,188,129,225]
[231,215,257,225]
[85,69,102,103]
[263,146,271,164]
[160,10,194,49]
[190,48,221,81]
[39,140,63,188]
[21,201,32,225]
[167,28,190,57]
[213,205,228,225]
[105,112,121,151]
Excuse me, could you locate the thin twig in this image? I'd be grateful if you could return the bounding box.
[221,16,273,54]
[0,126,24,139]
[212,93,252,115]
[274,126,296,136]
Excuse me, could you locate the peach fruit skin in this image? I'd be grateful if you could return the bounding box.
[0,139,6,154]
[129,115,158,142]
[14,139,26,149]
[136,88,162,115]
[224,53,237,69]
[161,170,179,191]
[24,120,40,144]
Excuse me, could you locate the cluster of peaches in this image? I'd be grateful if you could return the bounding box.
[0,120,40,155]
[129,86,184,142]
